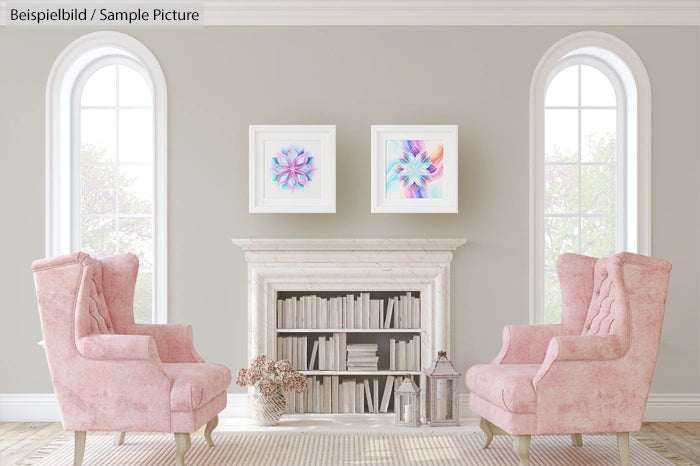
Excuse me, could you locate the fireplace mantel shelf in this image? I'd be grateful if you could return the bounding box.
[231,238,466,252]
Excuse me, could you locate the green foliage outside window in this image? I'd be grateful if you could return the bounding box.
[544,132,617,324]
[80,143,153,323]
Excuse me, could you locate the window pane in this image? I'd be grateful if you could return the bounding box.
[581,65,616,107]
[118,217,153,269]
[81,65,116,107]
[544,216,579,269]
[545,65,578,107]
[133,271,153,324]
[581,217,616,258]
[581,109,616,162]
[119,109,153,164]
[581,165,616,215]
[545,165,579,214]
[81,109,116,161]
[81,216,117,257]
[80,158,115,216]
[119,165,153,215]
[545,109,578,162]
[119,65,152,107]
[544,270,562,324]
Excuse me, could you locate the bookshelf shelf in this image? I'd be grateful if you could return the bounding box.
[300,370,421,376]
[278,328,421,333]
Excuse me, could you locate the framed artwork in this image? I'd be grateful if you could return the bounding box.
[371,125,458,213]
[249,125,336,213]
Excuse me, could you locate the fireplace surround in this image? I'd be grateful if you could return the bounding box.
[233,238,466,367]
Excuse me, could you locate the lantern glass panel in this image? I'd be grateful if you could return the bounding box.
[436,379,454,421]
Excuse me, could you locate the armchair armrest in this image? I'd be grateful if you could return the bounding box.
[545,334,624,362]
[533,334,625,387]
[493,324,564,364]
[77,334,160,361]
[132,323,204,363]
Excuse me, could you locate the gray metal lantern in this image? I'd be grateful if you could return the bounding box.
[394,374,421,427]
[424,350,460,426]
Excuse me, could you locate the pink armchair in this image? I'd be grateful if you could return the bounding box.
[32,252,231,466]
[465,252,671,466]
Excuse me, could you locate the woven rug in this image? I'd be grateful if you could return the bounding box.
[31,431,678,465]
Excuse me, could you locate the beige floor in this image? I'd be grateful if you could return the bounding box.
[0,421,698,465]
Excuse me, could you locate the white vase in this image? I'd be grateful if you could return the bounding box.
[251,389,287,426]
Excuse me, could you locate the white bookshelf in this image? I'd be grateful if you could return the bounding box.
[276,291,422,415]
[233,238,466,421]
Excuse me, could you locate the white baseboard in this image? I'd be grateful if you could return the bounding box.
[643,394,700,422]
[0,394,62,422]
[2,392,699,423]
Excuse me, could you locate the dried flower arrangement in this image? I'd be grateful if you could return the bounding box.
[235,354,307,397]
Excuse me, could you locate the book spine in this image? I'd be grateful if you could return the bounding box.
[364,379,373,413]
[331,376,339,414]
[413,335,420,370]
[373,378,379,414]
[389,338,395,371]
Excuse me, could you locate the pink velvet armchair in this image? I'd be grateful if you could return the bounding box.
[32,252,231,466]
[465,252,671,466]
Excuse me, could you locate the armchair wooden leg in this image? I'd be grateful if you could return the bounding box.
[571,433,583,447]
[617,432,631,466]
[513,435,531,466]
[479,417,494,449]
[204,415,219,447]
[174,432,191,466]
[73,431,86,466]
[114,432,126,446]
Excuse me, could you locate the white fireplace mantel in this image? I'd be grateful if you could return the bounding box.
[232,238,467,366]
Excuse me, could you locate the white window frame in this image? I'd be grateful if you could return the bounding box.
[46,31,168,324]
[530,31,652,324]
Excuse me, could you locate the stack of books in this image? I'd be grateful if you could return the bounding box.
[346,343,379,371]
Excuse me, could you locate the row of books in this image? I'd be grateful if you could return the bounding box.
[278,334,348,371]
[284,375,399,414]
[277,292,420,329]
[389,336,421,371]
[278,334,422,372]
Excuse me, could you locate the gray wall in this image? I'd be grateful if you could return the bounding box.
[1,26,697,396]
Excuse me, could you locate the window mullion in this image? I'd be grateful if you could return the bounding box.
[577,64,583,255]
[114,64,121,254]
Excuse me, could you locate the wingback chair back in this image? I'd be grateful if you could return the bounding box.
[466,252,671,466]
[33,252,231,466]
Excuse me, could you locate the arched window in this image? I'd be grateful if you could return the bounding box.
[531,31,651,324]
[47,32,167,323]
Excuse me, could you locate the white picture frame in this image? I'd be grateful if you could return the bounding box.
[249,125,336,213]
[371,125,458,213]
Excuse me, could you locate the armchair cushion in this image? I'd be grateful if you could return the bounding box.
[465,364,539,414]
[164,362,232,412]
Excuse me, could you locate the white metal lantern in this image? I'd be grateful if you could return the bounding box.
[424,350,460,426]
[394,374,421,427]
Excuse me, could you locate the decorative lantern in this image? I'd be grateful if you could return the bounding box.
[424,350,460,426]
[394,374,421,427]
